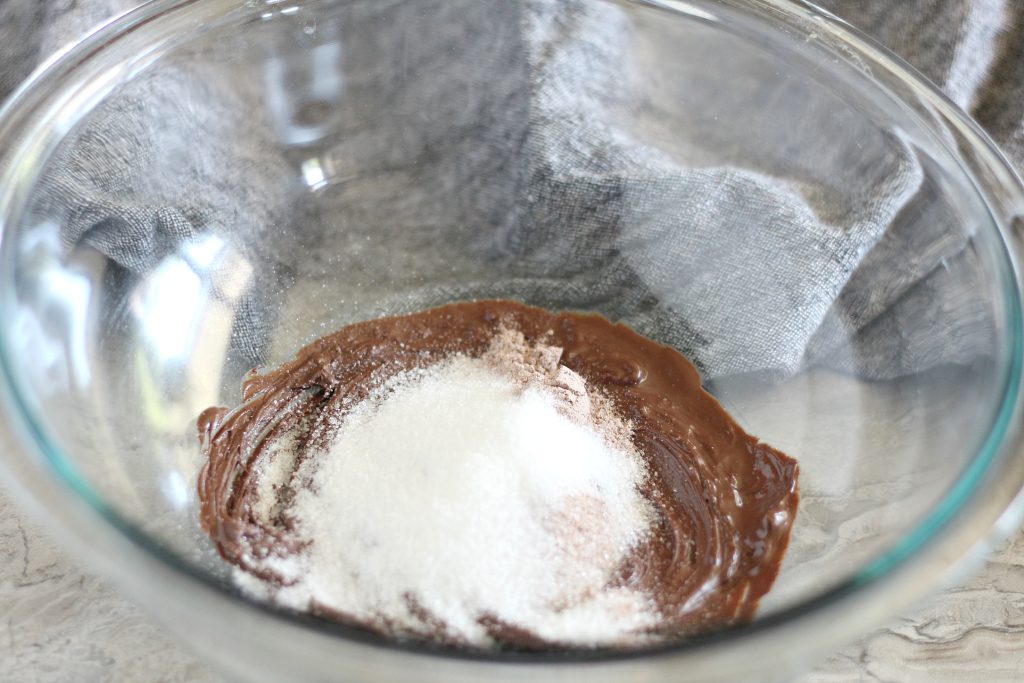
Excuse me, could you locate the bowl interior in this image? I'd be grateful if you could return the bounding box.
[0,0,1019,653]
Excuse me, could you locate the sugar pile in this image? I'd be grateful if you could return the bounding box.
[242,330,658,647]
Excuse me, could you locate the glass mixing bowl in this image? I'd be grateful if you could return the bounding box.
[1,0,1023,681]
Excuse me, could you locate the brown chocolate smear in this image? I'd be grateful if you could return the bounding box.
[196,300,799,650]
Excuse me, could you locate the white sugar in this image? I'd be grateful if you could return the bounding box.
[252,426,301,522]
[245,335,658,647]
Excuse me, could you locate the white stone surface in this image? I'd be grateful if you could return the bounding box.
[0,490,219,683]
[3,483,1024,682]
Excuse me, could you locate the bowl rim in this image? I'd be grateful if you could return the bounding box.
[1,0,1024,675]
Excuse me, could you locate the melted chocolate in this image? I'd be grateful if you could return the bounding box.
[197,300,798,649]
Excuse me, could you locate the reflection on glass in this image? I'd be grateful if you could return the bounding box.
[128,233,252,433]
[14,222,93,391]
[263,11,344,147]
[132,257,203,362]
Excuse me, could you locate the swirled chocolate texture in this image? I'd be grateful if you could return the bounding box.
[196,300,798,649]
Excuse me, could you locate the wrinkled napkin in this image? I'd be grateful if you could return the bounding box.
[1,0,1021,380]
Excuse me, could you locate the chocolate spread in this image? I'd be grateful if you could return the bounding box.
[197,300,799,649]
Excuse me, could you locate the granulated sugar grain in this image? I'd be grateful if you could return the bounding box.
[255,333,658,647]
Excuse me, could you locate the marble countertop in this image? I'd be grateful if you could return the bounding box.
[3,483,1023,683]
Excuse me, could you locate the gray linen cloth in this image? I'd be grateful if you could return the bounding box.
[0,0,1021,380]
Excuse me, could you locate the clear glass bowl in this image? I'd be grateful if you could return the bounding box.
[1,0,1023,681]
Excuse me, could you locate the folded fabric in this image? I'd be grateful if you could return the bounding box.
[2,0,1021,380]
